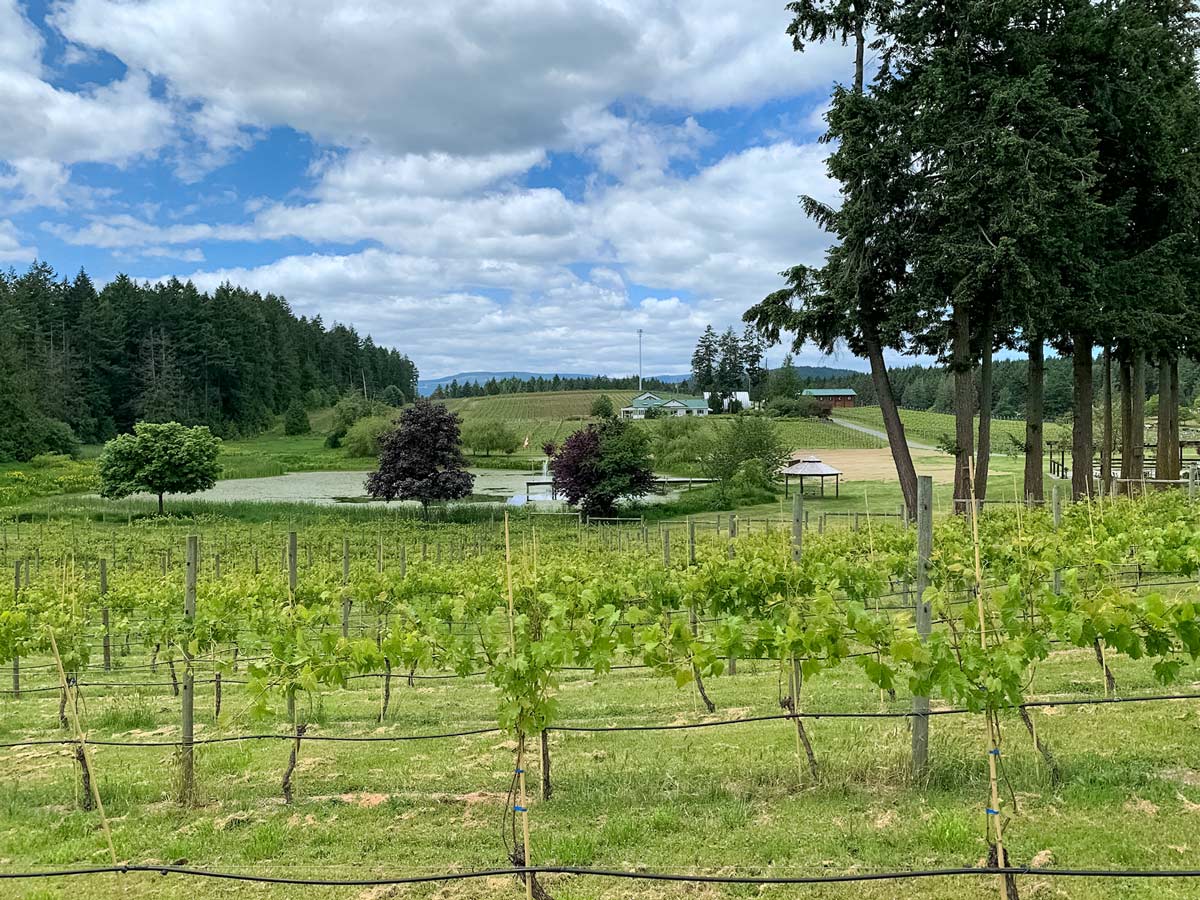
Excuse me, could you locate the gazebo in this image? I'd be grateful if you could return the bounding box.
[781,456,842,498]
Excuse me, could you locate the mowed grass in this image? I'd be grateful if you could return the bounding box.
[835,407,1071,449]
[2,628,1200,900]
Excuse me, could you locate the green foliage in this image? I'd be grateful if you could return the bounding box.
[650,416,704,471]
[461,420,520,456]
[698,415,787,502]
[342,415,394,458]
[97,421,222,513]
[332,394,392,433]
[590,394,615,418]
[379,384,407,407]
[282,400,311,436]
[551,417,654,517]
[0,264,417,451]
[766,395,826,419]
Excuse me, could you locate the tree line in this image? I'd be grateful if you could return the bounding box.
[773,356,1200,421]
[428,373,686,400]
[0,262,418,461]
[747,0,1200,512]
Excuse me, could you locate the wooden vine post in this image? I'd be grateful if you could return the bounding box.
[287,532,298,602]
[911,475,934,777]
[181,535,197,805]
[100,559,111,672]
[791,493,803,564]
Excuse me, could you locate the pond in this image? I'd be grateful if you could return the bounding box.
[146,468,693,509]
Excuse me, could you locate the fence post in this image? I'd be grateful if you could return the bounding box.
[1189,467,1196,501]
[181,535,198,805]
[792,493,803,564]
[663,528,671,569]
[100,559,111,672]
[911,475,934,778]
[688,518,696,566]
[729,513,737,538]
[1052,482,1062,529]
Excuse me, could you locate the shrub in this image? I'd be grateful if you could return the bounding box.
[590,394,615,418]
[343,415,394,457]
[283,400,311,435]
[332,394,391,432]
[380,384,407,407]
[461,421,520,456]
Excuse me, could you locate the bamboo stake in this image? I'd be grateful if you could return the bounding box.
[967,460,1007,900]
[503,513,532,900]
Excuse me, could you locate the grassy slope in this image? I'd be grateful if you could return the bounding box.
[1,633,1197,899]
[835,406,1070,449]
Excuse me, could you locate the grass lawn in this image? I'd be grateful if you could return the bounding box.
[835,407,1071,449]
[2,632,1198,899]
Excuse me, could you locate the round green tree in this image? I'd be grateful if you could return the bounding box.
[98,422,222,514]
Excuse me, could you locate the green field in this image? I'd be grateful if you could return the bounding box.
[835,406,1070,450]
[446,391,885,457]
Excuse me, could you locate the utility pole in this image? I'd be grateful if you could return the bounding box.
[638,328,643,391]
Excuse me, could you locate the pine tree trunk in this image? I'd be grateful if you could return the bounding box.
[1131,349,1146,485]
[1071,332,1094,500]
[1024,337,1045,502]
[1120,352,1133,490]
[1101,347,1113,495]
[1169,356,1181,481]
[952,304,975,512]
[975,319,994,502]
[865,335,918,519]
[1158,353,1171,480]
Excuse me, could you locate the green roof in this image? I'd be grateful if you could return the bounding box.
[802,388,857,397]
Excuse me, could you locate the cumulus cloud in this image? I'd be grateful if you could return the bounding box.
[53,0,850,158]
[0,219,36,262]
[0,0,169,209]
[22,0,863,374]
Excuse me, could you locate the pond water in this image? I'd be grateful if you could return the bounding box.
[150,469,560,507]
[153,468,683,508]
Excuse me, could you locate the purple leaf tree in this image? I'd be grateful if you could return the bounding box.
[366,399,474,514]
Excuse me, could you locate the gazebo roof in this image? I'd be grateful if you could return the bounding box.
[780,456,842,477]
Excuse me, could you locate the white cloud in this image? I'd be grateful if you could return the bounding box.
[0,219,36,262]
[0,0,170,210]
[53,0,851,158]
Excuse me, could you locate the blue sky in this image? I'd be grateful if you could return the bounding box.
[1,0,872,378]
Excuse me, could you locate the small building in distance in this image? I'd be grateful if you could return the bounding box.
[620,391,710,419]
[802,388,857,410]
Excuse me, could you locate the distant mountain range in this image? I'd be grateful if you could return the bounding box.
[417,371,690,395]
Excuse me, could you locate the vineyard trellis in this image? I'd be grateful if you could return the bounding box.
[3,484,1200,896]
